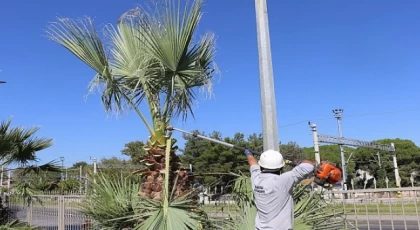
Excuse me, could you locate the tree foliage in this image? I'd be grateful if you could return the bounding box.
[168,132,420,189]
[179,132,320,185]
[121,141,146,164]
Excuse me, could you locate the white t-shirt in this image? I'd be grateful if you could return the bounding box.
[250,163,314,230]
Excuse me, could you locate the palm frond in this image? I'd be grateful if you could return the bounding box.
[0,118,53,166]
[46,17,125,114]
[0,219,39,230]
[137,0,217,122]
[78,173,142,229]
[16,160,61,176]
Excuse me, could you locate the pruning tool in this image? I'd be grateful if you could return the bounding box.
[166,126,297,166]
[167,126,343,189]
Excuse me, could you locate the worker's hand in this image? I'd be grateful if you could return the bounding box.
[285,160,301,166]
[244,149,252,156]
[300,178,314,185]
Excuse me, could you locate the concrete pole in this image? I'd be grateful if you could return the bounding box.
[93,158,97,175]
[7,170,10,190]
[79,165,83,193]
[93,158,97,184]
[60,157,64,180]
[254,0,279,151]
[333,109,347,191]
[391,143,401,188]
[311,124,321,165]
[84,173,88,192]
[376,151,382,168]
[0,166,3,187]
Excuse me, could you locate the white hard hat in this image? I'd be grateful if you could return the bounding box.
[258,150,285,169]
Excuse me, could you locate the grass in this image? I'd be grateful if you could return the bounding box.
[202,204,236,213]
[8,195,420,217]
[328,203,420,216]
[201,202,420,217]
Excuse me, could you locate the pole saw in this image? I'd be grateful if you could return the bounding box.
[167,126,342,189]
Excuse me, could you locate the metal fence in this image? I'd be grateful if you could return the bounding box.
[327,187,420,230]
[5,191,93,230]
[5,187,420,230]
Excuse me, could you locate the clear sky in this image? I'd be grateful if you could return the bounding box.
[1,0,420,167]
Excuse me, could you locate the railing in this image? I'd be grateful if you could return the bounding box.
[327,187,420,230]
[6,187,420,230]
[4,191,93,230]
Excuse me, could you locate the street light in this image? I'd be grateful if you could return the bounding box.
[0,81,6,84]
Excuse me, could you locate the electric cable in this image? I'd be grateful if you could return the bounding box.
[279,107,420,129]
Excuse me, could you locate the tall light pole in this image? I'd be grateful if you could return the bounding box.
[254,0,279,151]
[333,109,347,192]
[0,81,5,84]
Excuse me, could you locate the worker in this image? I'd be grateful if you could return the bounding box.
[244,149,315,230]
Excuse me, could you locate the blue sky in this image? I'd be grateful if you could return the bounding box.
[1,0,420,167]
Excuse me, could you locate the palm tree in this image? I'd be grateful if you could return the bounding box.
[47,0,217,228]
[47,0,215,201]
[0,118,58,227]
[0,118,57,174]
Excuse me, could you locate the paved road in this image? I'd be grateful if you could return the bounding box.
[11,206,89,229]
[11,207,420,230]
[329,215,420,230]
[348,220,420,230]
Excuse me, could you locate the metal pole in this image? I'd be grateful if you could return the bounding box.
[311,124,321,165]
[254,0,279,152]
[333,109,347,192]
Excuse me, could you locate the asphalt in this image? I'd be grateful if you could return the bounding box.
[10,206,420,230]
[11,206,89,229]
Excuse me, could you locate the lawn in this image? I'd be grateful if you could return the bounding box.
[327,202,420,216]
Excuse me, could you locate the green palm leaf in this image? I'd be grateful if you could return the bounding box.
[78,173,142,229]
[0,118,53,166]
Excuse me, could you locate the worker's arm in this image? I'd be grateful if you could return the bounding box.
[244,149,260,184]
[300,160,314,166]
[282,159,315,187]
[245,149,258,166]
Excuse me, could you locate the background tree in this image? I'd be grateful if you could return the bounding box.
[280,141,306,161]
[352,138,420,188]
[72,161,88,169]
[121,141,145,164]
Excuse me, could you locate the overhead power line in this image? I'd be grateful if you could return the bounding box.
[279,108,420,129]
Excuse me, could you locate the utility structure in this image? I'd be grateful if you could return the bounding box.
[0,81,5,84]
[311,124,401,189]
[332,109,347,191]
[254,0,279,151]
